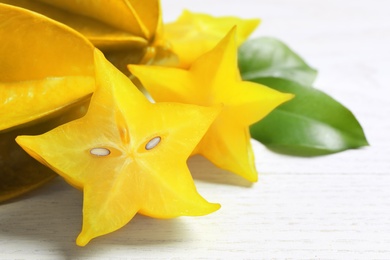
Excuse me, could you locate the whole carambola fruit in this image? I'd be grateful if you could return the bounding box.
[0,4,94,202]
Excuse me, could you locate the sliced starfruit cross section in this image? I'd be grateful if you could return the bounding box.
[129,28,294,182]
[17,49,221,246]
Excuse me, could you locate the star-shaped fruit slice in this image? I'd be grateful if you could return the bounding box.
[16,49,220,246]
[164,10,260,68]
[129,28,294,182]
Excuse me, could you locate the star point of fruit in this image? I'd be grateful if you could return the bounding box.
[129,27,294,182]
[16,49,221,246]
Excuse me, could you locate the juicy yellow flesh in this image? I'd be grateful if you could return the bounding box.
[16,50,221,246]
[129,28,294,182]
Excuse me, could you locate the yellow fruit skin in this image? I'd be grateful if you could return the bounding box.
[0,3,95,132]
[0,125,56,203]
[0,4,94,201]
[16,49,221,246]
[1,0,177,74]
[0,98,90,203]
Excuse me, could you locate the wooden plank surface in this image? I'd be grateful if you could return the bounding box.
[1,0,389,259]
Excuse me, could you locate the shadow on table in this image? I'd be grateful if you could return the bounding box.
[188,155,253,187]
[0,177,192,259]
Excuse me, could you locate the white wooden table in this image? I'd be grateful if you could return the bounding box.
[1,0,389,259]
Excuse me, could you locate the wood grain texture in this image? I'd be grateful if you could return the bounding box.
[1,0,389,259]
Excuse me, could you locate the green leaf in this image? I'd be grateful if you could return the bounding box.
[250,78,369,156]
[238,37,317,86]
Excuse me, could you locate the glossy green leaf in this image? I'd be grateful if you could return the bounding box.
[250,78,369,156]
[238,37,317,86]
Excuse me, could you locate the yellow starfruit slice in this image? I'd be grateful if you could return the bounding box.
[0,3,94,132]
[16,49,220,246]
[129,28,294,182]
[2,0,177,73]
[164,10,260,68]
